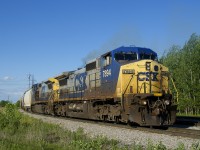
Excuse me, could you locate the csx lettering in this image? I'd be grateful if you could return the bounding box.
[138,72,158,81]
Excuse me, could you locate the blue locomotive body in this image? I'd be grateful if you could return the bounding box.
[58,46,157,100]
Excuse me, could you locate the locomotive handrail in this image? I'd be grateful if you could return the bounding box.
[170,76,179,103]
[138,82,162,94]
[121,74,134,110]
[138,82,145,94]
[122,75,134,95]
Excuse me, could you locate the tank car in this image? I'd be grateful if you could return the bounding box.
[30,46,177,126]
[21,89,32,111]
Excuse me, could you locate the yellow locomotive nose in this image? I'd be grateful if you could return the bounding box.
[118,60,169,96]
[115,59,176,126]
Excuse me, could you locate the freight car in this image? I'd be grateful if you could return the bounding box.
[21,89,32,111]
[22,46,177,126]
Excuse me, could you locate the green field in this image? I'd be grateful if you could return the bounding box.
[0,104,199,150]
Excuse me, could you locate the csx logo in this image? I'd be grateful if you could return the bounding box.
[138,72,158,81]
[103,69,111,78]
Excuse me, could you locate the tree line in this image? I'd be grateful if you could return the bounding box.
[0,100,11,107]
[0,100,20,108]
[160,33,200,115]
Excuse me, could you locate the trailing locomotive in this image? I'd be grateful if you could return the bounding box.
[22,46,177,126]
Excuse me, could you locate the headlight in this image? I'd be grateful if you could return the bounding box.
[164,100,170,105]
[143,101,147,105]
[146,62,151,71]
[140,100,147,105]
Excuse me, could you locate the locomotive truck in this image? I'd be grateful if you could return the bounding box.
[22,46,177,126]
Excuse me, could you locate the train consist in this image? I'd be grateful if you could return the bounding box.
[21,46,177,126]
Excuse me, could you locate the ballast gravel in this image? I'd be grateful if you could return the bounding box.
[22,111,200,149]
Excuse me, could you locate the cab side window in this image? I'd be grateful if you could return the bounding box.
[101,53,112,67]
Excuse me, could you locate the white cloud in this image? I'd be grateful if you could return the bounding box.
[3,76,14,81]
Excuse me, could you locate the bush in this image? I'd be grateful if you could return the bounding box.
[0,100,10,107]
[0,103,22,133]
[146,140,168,150]
[15,100,21,108]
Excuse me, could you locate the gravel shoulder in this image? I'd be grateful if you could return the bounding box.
[21,110,200,149]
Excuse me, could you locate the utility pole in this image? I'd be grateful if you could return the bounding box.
[32,74,34,86]
[28,74,31,89]
[28,74,36,89]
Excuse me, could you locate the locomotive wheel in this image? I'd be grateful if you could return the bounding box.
[103,115,108,122]
[114,116,120,124]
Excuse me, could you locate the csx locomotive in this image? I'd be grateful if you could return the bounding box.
[21,46,177,126]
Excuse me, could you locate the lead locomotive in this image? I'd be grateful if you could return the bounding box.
[22,46,177,126]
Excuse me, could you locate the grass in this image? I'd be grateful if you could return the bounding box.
[0,104,199,150]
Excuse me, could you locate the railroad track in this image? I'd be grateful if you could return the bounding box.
[21,110,200,139]
[176,116,200,126]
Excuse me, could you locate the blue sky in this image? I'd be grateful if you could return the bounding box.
[0,0,200,102]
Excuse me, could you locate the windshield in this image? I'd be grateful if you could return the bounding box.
[139,53,157,61]
[115,52,137,62]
